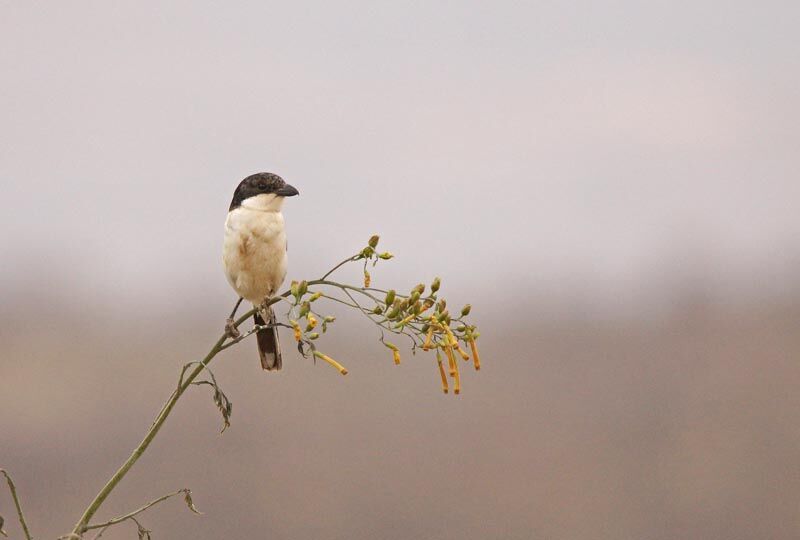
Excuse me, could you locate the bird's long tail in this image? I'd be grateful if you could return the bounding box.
[254,307,282,371]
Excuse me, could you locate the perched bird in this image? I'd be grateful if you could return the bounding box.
[222,172,299,370]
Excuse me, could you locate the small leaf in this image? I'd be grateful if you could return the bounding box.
[184,489,203,514]
[137,522,152,540]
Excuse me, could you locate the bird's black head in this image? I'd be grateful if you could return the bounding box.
[229,172,299,211]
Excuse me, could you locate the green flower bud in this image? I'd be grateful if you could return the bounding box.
[431,277,441,292]
[385,289,396,305]
[290,281,299,299]
[368,235,380,248]
[378,252,394,260]
[309,292,322,302]
[372,305,383,314]
[307,332,320,340]
[412,283,425,295]
[299,302,310,317]
[410,291,420,304]
[323,316,336,323]
[461,304,471,316]
[298,280,308,296]
[437,299,447,313]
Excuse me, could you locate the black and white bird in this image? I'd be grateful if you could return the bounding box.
[223,172,299,370]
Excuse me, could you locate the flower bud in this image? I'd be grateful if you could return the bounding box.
[385,289,396,305]
[324,316,336,323]
[309,292,322,302]
[378,252,393,260]
[461,304,471,317]
[431,277,441,292]
[290,281,299,299]
[368,235,380,248]
[306,314,317,331]
[372,305,383,315]
[299,302,310,318]
[410,291,420,304]
[437,299,447,313]
[307,332,320,340]
[412,283,425,295]
[363,269,371,288]
[298,280,308,296]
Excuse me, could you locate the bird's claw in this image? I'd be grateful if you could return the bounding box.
[224,317,241,339]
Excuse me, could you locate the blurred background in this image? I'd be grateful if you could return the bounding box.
[2,2,799,539]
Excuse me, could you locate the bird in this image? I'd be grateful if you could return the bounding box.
[222,172,299,370]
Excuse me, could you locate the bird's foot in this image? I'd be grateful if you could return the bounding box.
[224,317,241,339]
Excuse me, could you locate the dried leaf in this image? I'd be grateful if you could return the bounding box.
[212,387,232,432]
[136,522,151,540]
[183,489,203,514]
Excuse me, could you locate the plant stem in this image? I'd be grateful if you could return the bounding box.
[0,469,33,540]
[83,489,188,531]
[68,306,260,537]
[68,273,388,536]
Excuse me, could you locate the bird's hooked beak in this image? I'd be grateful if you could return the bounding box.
[275,184,299,197]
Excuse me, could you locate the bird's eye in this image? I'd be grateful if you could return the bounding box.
[258,183,267,190]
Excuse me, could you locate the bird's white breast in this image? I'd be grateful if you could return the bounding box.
[222,207,288,304]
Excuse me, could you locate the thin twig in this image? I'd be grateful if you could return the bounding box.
[0,469,32,540]
[320,255,359,280]
[84,488,191,531]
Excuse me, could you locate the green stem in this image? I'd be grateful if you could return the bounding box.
[0,469,33,540]
[68,274,383,536]
[68,305,262,537]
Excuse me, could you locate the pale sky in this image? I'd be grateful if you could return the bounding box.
[1,1,798,316]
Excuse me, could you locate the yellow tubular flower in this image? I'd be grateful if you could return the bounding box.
[291,320,302,342]
[313,351,348,375]
[436,351,449,394]
[469,337,481,371]
[393,350,401,365]
[443,326,468,361]
[455,343,470,362]
[398,314,415,327]
[449,346,461,394]
[445,344,457,377]
[422,325,434,351]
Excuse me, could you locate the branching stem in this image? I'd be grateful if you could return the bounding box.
[84,488,189,532]
[67,274,373,537]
